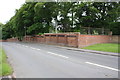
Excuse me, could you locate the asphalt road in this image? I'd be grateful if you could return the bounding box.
[2,42,119,78]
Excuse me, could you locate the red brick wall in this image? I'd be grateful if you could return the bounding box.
[43,33,78,46]
[0,40,7,42]
[7,38,18,42]
[45,36,51,44]
[6,33,118,48]
[78,35,112,48]
[37,37,42,43]
[57,34,67,45]
[111,35,120,43]
[67,34,78,47]
[50,36,58,44]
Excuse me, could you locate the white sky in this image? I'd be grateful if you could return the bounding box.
[0,0,25,24]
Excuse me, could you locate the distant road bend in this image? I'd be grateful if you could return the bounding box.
[2,42,119,78]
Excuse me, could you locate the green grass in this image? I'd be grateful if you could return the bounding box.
[82,43,120,53]
[0,48,13,76]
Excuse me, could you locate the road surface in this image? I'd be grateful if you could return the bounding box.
[2,42,119,78]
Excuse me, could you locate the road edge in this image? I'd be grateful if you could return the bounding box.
[58,46,119,57]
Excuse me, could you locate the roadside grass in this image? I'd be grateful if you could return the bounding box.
[82,43,120,53]
[0,48,13,76]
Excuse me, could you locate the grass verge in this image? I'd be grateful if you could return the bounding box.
[82,43,120,53]
[0,48,13,76]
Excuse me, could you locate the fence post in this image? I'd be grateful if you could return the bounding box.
[88,27,91,34]
[102,27,104,35]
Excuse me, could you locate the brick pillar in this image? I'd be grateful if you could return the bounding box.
[56,34,58,44]
[65,34,68,46]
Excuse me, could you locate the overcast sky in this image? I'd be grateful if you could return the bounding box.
[0,0,25,24]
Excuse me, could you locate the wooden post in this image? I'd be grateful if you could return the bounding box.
[88,27,91,34]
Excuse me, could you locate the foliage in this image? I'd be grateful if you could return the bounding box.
[0,23,3,27]
[0,23,3,39]
[38,33,44,35]
[2,22,14,40]
[27,23,44,35]
[109,22,120,35]
[2,2,120,40]
[0,48,13,76]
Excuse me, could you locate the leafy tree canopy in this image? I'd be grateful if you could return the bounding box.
[2,2,120,40]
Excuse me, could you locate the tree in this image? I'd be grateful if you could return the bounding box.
[2,21,14,40]
[74,2,120,34]
[33,2,54,33]
[13,3,36,41]
[109,22,120,35]
[0,23,3,39]
[2,2,120,40]
[56,2,76,32]
[92,2,120,28]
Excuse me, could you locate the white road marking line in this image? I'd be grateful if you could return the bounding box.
[48,52,59,56]
[16,44,21,45]
[18,44,30,48]
[36,49,41,50]
[47,52,56,55]
[31,47,37,50]
[22,45,26,47]
[17,44,20,45]
[47,52,69,58]
[85,62,119,72]
[57,54,69,58]
[30,47,33,48]
[17,44,68,58]
[25,46,29,48]
[16,44,41,51]
[29,47,41,50]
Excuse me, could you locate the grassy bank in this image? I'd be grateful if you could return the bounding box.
[82,43,120,53]
[0,48,13,76]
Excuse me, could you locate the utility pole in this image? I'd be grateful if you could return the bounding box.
[24,26,26,41]
[55,19,58,33]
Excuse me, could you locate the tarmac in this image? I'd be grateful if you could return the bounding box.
[57,46,119,57]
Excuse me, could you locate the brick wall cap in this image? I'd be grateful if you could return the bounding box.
[44,32,80,35]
